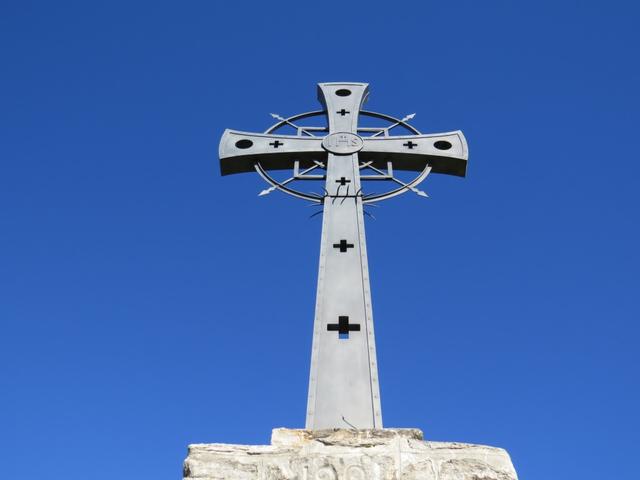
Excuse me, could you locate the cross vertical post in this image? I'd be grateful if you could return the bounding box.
[306,83,382,429]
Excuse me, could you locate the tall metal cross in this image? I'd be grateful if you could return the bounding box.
[218,82,468,430]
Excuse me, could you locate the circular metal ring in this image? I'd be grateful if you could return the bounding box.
[260,110,426,202]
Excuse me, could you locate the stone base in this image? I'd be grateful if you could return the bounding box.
[184,428,518,479]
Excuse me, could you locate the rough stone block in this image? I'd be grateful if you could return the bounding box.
[184,428,518,480]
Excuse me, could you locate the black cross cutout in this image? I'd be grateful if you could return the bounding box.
[336,177,351,186]
[269,140,284,148]
[327,315,360,339]
[337,109,350,116]
[333,239,354,252]
[403,141,418,149]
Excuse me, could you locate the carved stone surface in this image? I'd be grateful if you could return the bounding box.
[184,429,518,480]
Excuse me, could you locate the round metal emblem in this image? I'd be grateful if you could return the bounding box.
[321,132,364,155]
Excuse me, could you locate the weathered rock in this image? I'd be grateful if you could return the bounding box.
[184,428,518,480]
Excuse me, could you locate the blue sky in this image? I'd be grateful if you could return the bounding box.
[1,1,638,478]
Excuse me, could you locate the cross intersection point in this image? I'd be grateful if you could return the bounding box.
[218,82,468,430]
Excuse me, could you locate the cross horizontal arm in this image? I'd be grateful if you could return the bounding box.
[219,129,325,176]
[361,131,468,177]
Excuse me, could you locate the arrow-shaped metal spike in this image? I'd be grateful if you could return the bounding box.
[270,113,316,137]
[258,163,323,196]
[366,164,429,197]
[370,113,416,138]
[397,178,428,197]
[259,186,277,196]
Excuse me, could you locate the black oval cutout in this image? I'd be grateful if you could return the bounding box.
[434,140,452,150]
[235,139,253,149]
[335,89,351,97]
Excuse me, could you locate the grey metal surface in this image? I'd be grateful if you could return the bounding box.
[306,82,382,429]
[217,82,468,430]
[219,122,467,178]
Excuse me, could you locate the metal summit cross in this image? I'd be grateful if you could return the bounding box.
[218,83,468,430]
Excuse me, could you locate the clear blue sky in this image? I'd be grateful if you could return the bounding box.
[1,1,638,479]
